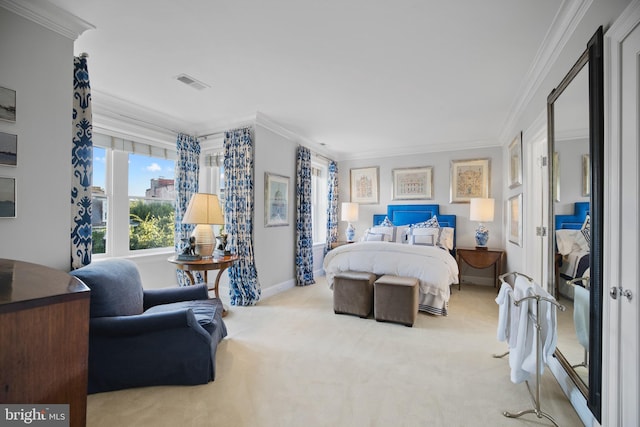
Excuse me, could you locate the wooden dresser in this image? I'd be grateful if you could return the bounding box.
[0,259,90,427]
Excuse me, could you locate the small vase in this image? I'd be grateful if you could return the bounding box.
[475,224,489,247]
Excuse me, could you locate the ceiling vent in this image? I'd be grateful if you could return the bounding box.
[175,74,210,91]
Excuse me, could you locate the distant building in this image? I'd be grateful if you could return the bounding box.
[146,178,175,199]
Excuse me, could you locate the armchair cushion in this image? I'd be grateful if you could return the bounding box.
[72,259,144,317]
[145,298,225,335]
[143,283,209,309]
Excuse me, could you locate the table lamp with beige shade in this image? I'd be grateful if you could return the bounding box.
[182,193,225,258]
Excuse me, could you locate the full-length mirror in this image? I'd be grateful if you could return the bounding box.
[547,26,603,421]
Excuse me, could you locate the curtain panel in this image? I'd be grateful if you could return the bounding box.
[174,133,201,286]
[325,160,339,254]
[224,127,261,305]
[71,55,93,269]
[295,146,315,286]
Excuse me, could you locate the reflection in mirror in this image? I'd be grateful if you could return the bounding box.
[552,62,590,390]
[548,26,603,421]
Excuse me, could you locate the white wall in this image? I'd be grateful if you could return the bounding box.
[0,9,74,270]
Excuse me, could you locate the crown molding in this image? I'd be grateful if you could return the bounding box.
[0,0,95,40]
[498,0,592,144]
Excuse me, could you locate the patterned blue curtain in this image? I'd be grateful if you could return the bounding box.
[174,133,201,286]
[295,146,315,286]
[224,127,261,305]
[325,160,339,254]
[71,55,93,270]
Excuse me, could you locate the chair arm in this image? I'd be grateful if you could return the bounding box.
[90,309,208,338]
[143,284,209,309]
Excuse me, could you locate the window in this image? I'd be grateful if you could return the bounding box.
[311,161,328,244]
[91,133,177,256]
[128,153,175,250]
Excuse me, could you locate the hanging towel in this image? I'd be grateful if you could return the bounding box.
[509,276,535,384]
[496,282,519,347]
[573,284,590,350]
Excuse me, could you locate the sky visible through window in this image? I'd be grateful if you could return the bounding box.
[93,147,175,197]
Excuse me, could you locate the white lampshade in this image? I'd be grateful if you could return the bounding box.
[341,202,359,222]
[182,193,224,258]
[469,198,495,222]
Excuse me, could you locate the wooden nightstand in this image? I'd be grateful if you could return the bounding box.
[330,241,354,249]
[455,247,505,290]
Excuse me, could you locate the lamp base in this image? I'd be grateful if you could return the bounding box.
[345,223,355,242]
[475,224,489,248]
[192,224,214,258]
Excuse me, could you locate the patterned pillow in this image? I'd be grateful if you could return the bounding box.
[379,216,394,227]
[412,215,440,229]
[581,215,591,245]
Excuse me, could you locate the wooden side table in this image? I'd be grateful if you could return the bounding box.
[330,241,354,249]
[455,247,505,290]
[168,255,238,316]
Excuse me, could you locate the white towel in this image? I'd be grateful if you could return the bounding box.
[509,276,535,384]
[495,282,512,343]
[573,284,590,350]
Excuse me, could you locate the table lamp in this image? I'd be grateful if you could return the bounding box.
[182,193,225,258]
[470,198,494,249]
[341,202,359,242]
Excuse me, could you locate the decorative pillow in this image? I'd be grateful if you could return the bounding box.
[437,227,455,251]
[410,234,435,246]
[581,215,591,246]
[412,215,440,229]
[364,232,385,242]
[395,225,410,243]
[379,216,394,227]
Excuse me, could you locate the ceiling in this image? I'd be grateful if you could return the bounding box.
[44,0,566,159]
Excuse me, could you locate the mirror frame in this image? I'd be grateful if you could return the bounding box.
[547,26,603,421]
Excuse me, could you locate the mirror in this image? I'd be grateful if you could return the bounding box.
[547,27,603,421]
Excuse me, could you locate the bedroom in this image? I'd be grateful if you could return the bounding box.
[1,1,638,426]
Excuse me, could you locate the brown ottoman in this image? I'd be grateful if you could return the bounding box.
[333,271,377,318]
[374,275,419,327]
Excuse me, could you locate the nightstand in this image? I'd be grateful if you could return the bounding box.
[330,241,354,249]
[455,247,505,290]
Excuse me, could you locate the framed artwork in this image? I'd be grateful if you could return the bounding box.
[0,87,16,122]
[350,166,379,204]
[508,132,522,188]
[450,158,490,203]
[582,154,590,197]
[392,166,433,200]
[508,193,522,246]
[264,172,289,227]
[0,132,17,166]
[0,176,16,218]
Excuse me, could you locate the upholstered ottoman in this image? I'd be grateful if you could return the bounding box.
[333,271,377,318]
[374,275,419,327]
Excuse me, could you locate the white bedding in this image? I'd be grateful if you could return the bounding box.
[323,241,459,316]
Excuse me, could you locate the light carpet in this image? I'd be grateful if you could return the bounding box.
[86,277,583,427]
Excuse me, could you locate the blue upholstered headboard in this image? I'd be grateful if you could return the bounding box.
[555,202,589,230]
[372,204,457,252]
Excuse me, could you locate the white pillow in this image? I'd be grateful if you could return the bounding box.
[555,229,589,255]
[395,225,410,243]
[370,225,395,242]
[437,227,455,250]
[410,234,435,246]
[364,232,385,242]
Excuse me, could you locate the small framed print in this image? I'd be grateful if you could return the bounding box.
[0,176,16,218]
[508,193,522,247]
[0,87,16,122]
[450,158,490,203]
[0,132,17,166]
[508,132,522,188]
[265,172,289,227]
[392,166,433,200]
[350,166,379,204]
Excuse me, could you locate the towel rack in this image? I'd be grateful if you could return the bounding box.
[496,271,566,427]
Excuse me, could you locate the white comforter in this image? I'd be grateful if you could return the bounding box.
[323,242,459,315]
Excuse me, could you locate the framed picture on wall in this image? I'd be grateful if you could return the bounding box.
[264,172,289,227]
[0,176,16,218]
[508,132,522,188]
[0,87,16,122]
[0,132,17,166]
[350,166,379,204]
[508,193,522,246]
[450,158,490,203]
[392,166,433,200]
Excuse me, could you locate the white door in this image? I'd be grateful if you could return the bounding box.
[525,134,548,287]
[605,3,640,425]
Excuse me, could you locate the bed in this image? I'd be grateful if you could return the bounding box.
[555,202,590,297]
[323,204,459,316]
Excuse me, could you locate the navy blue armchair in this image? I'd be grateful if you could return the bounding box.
[70,259,227,394]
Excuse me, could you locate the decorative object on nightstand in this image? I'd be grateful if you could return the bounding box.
[469,197,495,249]
[182,193,225,258]
[341,202,359,242]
